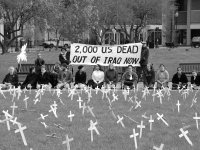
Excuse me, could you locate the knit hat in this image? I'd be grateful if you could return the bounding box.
[78,65,83,70]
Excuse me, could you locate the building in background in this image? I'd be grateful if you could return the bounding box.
[162,0,200,46]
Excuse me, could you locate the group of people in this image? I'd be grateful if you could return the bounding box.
[1,43,200,90]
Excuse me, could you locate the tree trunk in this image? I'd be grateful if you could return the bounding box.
[1,45,10,54]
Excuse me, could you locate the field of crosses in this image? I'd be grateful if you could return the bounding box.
[0,85,200,150]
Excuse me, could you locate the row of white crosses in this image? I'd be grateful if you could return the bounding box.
[2,110,28,146]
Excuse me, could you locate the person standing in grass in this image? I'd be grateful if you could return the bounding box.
[172,67,188,90]
[122,65,138,89]
[57,63,73,89]
[75,65,87,88]
[156,64,169,89]
[87,64,104,89]
[136,41,149,81]
[2,66,18,89]
[105,63,118,88]
[143,63,155,89]
[35,53,45,74]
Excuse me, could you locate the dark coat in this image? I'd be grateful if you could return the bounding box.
[139,47,149,66]
[37,71,52,85]
[143,69,155,86]
[3,73,19,87]
[191,75,200,86]
[75,71,86,84]
[59,52,70,65]
[35,58,45,73]
[21,73,38,89]
[105,69,118,84]
[172,73,188,85]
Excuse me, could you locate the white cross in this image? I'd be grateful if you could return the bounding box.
[33,98,40,105]
[52,101,58,107]
[128,97,134,103]
[112,93,118,103]
[56,89,62,98]
[117,115,125,128]
[0,88,6,99]
[137,120,145,138]
[41,122,48,128]
[81,102,87,115]
[142,112,149,119]
[77,96,83,109]
[95,85,100,94]
[122,90,129,101]
[153,143,164,150]
[23,95,29,109]
[62,134,73,150]
[49,105,58,118]
[87,106,95,118]
[135,100,141,109]
[38,114,48,120]
[127,86,130,94]
[157,90,164,104]
[149,115,154,131]
[2,110,13,131]
[10,102,18,117]
[10,117,19,125]
[68,111,75,122]
[193,113,200,129]
[15,123,27,146]
[68,89,76,100]
[176,100,181,113]
[164,87,171,96]
[142,87,150,100]
[130,128,139,149]
[179,128,193,146]
[190,97,197,108]
[88,120,100,142]
[157,113,169,127]
[17,88,23,100]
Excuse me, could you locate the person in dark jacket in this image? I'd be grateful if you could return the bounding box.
[21,67,38,89]
[136,42,149,81]
[75,65,86,87]
[37,65,52,88]
[172,67,188,90]
[2,66,18,89]
[105,63,118,87]
[191,70,200,87]
[143,63,155,89]
[59,48,69,65]
[35,53,45,74]
[50,62,61,88]
[122,65,138,89]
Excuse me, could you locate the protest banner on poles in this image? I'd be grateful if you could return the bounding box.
[70,43,142,66]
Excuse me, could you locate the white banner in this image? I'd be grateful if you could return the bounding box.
[70,43,142,67]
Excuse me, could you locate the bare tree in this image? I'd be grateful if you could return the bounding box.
[0,0,45,54]
[116,0,161,43]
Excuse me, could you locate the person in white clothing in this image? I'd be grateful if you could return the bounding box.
[87,64,104,89]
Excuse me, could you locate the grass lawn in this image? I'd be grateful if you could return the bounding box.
[0,47,200,82]
[0,88,200,150]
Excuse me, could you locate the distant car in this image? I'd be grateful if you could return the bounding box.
[191,36,200,48]
[42,39,71,48]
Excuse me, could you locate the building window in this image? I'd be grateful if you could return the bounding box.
[191,0,200,10]
[176,0,187,11]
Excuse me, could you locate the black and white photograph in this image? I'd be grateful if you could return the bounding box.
[0,0,200,149]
